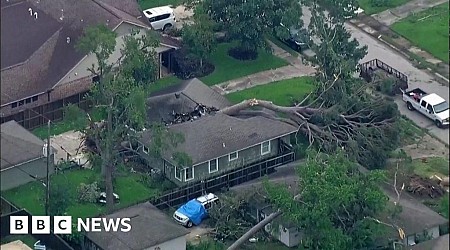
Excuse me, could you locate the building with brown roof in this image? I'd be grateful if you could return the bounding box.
[0,0,181,129]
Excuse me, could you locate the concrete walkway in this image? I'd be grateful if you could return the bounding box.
[212,41,316,95]
[373,0,448,26]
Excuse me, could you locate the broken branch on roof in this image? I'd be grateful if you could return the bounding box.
[163,103,220,125]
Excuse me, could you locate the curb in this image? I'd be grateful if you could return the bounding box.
[347,21,450,86]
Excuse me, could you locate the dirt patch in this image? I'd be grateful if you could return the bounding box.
[401,134,449,160]
[185,226,214,244]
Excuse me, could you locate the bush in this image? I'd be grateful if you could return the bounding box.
[172,49,215,79]
[378,78,395,95]
[227,47,258,60]
[48,183,72,216]
[77,182,100,203]
[164,28,183,37]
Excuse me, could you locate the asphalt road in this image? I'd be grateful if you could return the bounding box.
[345,24,450,145]
[300,7,449,145]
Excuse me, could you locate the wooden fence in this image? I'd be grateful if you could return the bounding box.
[150,152,296,209]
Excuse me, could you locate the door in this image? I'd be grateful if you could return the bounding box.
[418,100,429,116]
[425,103,436,119]
[151,14,170,30]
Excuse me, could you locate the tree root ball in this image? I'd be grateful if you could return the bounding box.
[228,47,258,61]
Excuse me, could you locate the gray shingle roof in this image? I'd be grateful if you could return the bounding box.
[160,113,297,165]
[146,78,231,123]
[1,120,45,170]
[85,202,189,250]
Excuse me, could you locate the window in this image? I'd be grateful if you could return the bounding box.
[18,100,24,106]
[261,141,271,155]
[25,98,32,104]
[32,96,38,102]
[427,105,434,114]
[155,14,170,21]
[229,151,238,161]
[174,166,182,181]
[185,167,194,181]
[209,159,218,173]
[421,101,427,108]
[11,102,17,108]
[142,145,149,154]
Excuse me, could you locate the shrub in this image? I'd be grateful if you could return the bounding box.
[172,49,215,79]
[164,28,183,37]
[77,182,100,203]
[227,47,258,61]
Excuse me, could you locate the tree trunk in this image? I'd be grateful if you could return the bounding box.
[105,107,114,212]
[227,211,282,250]
[200,58,203,68]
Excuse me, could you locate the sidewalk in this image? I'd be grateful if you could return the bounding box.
[349,13,449,85]
[212,41,317,95]
[372,0,448,26]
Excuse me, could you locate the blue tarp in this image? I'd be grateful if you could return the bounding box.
[176,199,206,225]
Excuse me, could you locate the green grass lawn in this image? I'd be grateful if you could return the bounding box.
[2,169,159,218]
[411,157,449,178]
[391,2,449,63]
[358,0,412,15]
[225,77,315,106]
[138,0,184,10]
[201,43,289,86]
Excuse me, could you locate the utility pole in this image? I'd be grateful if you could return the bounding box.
[45,120,51,216]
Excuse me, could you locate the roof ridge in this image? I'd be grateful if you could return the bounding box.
[90,0,121,19]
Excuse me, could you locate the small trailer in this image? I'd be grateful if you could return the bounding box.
[402,88,449,128]
[359,59,408,95]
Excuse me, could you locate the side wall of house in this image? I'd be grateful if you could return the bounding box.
[0,156,55,191]
[190,134,292,182]
[145,236,186,250]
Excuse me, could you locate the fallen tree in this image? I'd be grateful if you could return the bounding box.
[219,95,400,169]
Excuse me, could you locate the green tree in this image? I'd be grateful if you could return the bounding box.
[73,25,149,212]
[265,150,388,249]
[182,11,216,68]
[200,0,303,58]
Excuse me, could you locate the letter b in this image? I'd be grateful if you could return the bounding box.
[10,216,28,234]
[32,216,50,234]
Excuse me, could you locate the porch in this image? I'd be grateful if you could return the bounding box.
[157,47,178,79]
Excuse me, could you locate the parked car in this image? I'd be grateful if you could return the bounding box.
[402,88,449,128]
[173,193,219,228]
[97,192,120,204]
[143,6,176,31]
[279,23,309,52]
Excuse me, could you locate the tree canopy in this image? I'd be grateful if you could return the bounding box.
[265,150,388,249]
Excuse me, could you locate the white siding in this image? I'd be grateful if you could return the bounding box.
[145,236,186,250]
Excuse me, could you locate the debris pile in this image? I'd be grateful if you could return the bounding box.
[164,104,219,125]
[406,175,446,198]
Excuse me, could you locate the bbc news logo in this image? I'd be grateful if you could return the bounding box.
[10,216,132,234]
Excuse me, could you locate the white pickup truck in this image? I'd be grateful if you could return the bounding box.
[402,88,449,128]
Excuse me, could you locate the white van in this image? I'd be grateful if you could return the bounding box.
[143,6,176,31]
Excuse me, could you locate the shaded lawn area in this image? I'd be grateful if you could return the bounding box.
[391,2,449,63]
[225,77,315,106]
[32,76,182,139]
[357,0,412,15]
[2,169,159,219]
[397,116,425,145]
[201,43,289,86]
[138,0,184,9]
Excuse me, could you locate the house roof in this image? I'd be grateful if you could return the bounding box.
[0,0,151,106]
[410,234,449,250]
[158,113,297,165]
[146,78,231,123]
[1,120,45,170]
[380,183,448,238]
[85,202,189,250]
